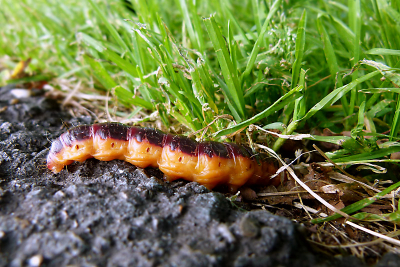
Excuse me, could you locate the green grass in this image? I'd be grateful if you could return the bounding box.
[2,0,400,253]
[1,0,398,137]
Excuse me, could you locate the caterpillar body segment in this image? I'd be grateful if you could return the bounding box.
[47,123,282,190]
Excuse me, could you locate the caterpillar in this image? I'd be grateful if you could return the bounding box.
[47,123,282,191]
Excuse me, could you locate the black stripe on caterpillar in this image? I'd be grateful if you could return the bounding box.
[47,123,282,190]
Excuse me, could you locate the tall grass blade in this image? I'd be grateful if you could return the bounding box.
[241,0,281,81]
[204,15,245,119]
[291,9,306,89]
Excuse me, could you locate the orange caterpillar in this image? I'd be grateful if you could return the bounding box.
[47,123,282,191]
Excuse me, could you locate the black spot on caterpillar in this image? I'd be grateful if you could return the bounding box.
[47,123,282,190]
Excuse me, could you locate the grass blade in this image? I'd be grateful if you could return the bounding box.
[333,145,400,163]
[301,70,381,121]
[241,0,281,81]
[204,15,245,120]
[114,86,153,110]
[348,0,361,120]
[87,0,136,65]
[366,48,400,56]
[84,55,116,91]
[291,9,307,89]
[214,85,303,138]
[317,15,347,114]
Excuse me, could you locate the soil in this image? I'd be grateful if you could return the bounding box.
[0,84,398,266]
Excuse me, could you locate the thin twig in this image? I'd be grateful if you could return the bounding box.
[250,124,313,140]
[258,190,319,197]
[346,221,400,247]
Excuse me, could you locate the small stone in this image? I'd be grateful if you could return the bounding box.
[217,224,235,243]
[27,254,43,267]
[240,216,260,238]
